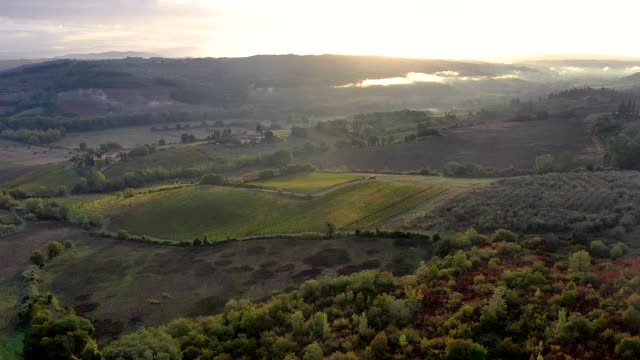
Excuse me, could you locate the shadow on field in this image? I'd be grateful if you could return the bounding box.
[2,224,435,342]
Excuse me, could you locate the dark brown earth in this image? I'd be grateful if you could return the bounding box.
[305,118,596,171]
[0,222,82,286]
[2,225,433,342]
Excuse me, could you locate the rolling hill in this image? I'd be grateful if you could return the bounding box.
[0,55,546,119]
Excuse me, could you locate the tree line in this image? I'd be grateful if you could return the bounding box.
[23,228,640,359]
[0,109,249,144]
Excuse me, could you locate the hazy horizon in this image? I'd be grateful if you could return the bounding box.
[2,0,640,61]
[4,51,640,63]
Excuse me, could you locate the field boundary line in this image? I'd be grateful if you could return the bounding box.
[240,178,370,199]
[341,186,444,230]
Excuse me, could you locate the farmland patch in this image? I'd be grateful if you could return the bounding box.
[304,117,597,171]
[69,181,443,241]
[409,171,640,240]
[29,227,434,339]
[252,171,363,193]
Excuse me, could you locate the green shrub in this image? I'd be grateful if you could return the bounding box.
[557,313,594,342]
[102,328,181,360]
[589,240,609,258]
[302,342,323,360]
[47,241,64,259]
[445,250,472,274]
[569,250,591,272]
[616,337,640,359]
[535,154,554,174]
[493,229,517,242]
[22,293,100,360]
[200,173,225,185]
[30,250,46,267]
[622,306,640,330]
[256,170,276,180]
[445,339,487,360]
[0,224,16,236]
[117,229,130,240]
[369,333,390,358]
[611,242,629,259]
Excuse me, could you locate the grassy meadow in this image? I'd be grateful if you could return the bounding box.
[103,146,213,178]
[3,164,79,192]
[252,171,363,192]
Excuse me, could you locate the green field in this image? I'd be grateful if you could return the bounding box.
[271,129,291,139]
[104,146,213,178]
[102,128,350,179]
[68,181,442,241]
[344,186,446,229]
[352,173,494,188]
[3,164,79,192]
[252,171,363,192]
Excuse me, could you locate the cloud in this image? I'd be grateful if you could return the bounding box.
[336,71,521,88]
[626,66,640,73]
[0,0,212,21]
[434,70,460,77]
[549,66,585,74]
[0,0,217,58]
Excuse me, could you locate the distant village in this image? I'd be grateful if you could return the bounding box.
[151,121,279,146]
[69,121,282,169]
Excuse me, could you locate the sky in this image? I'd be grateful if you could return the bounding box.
[1,0,640,60]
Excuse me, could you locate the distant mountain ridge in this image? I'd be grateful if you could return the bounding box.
[0,52,159,73]
[1,54,615,119]
[623,72,640,81]
[54,51,158,60]
[0,59,44,72]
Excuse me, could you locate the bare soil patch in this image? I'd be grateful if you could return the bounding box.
[306,118,596,171]
[214,259,233,266]
[274,263,295,272]
[244,246,266,255]
[74,302,100,315]
[293,268,324,281]
[303,248,351,267]
[27,229,433,341]
[359,259,382,270]
[337,265,360,275]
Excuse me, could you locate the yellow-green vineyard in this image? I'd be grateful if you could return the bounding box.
[64,179,446,241]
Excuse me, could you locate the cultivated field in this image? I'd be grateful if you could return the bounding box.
[351,173,494,188]
[304,117,598,171]
[103,146,213,178]
[65,181,443,241]
[410,171,640,241]
[51,122,253,150]
[102,129,347,178]
[2,164,79,192]
[0,139,76,170]
[31,227,433,341]
[107,181,436,240]
[252,171,363,192]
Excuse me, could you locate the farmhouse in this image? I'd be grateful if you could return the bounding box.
[236,133,266,145]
